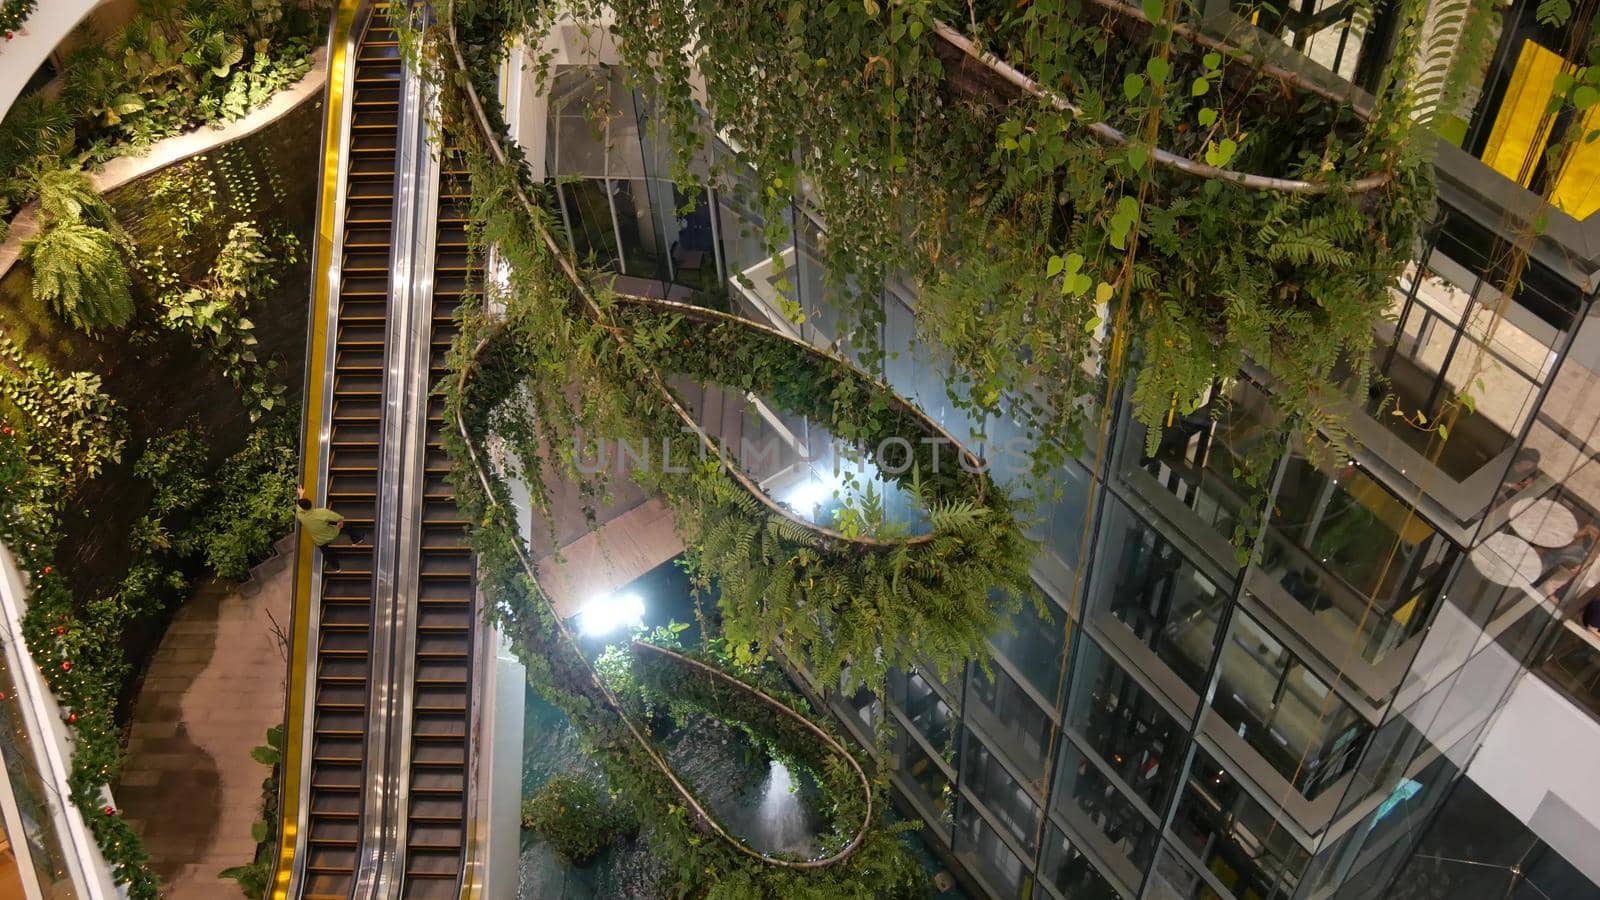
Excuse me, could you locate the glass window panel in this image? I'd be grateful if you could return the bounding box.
[961,729,1043,854]
[1043,823,1127,900]
[1125,378,1279,555]
[1144,839,1231,900]
[1066,635,1189,814]
[1212,612,1372,798]
[894,728,954,839]
[1044,461,1094,572]
[991,591,1067,700]
[556,179,619,271]
[1171,748,1312,900]
[613,179,667,280]
[1053,741,1161,876]
[1262,449,1450,663]
[1088,498,1231,696]
[834,673,880,738]
[955,795,1030,898]
[967,663,1053,786]
[888,668,957,757]
[667,184,719,293]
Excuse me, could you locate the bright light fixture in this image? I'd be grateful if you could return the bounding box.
[784,476,836,512]
[578,592,645,637]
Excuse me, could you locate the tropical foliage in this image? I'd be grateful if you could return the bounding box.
[0,405,298,898]
[465,0,1450,501]
[0,0,327,211]
[521,773,637,864]
[23,168,134,335]
[155,221,299,421]
[431,20,1034,692]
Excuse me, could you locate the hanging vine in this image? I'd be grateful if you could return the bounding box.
[483,0,1442,495]
[427,4,1035,693]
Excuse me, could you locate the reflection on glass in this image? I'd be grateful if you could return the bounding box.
[1213,612,1372,798]
[1089,498,1231,695]
[1144,840,1224,900]
[888,668,956,755]
[961,730,1043,854]
[1263,451,1452,663]
[667,184,718,292]
[1066,635,1187,814]
[613,179,667,280]
[0,646,75,895]
[1042,823,1126,900]
[1128,378,1278,555]
[991,592,1067,700]
[555,179,619,270]
[1053,741,1160,876]
[967,664,1053,785]
[1043,462,1093,571]
[834,672,880,738]
[1171,747,1312,900]
[894,729,954,838]
[955,795,1030,898]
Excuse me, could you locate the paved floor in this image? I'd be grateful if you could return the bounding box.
[115,537,293,899]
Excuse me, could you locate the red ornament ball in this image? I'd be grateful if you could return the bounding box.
[41,565,52,575]
[66,712,76,723]
[60,661,71,672]
[53,626,64,636]
[103,806,115,816]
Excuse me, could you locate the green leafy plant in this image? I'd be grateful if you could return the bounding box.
[221,724,284,900]
[465,0,1448,518]
[177,408,298,580]
[22,168,135,335]
[156,221,297,421]
[0,401,297,899]
[0,0,327,212]
[521,774,637,865]
[0,331,125,483]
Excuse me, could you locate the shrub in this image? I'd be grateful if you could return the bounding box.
[521,774,636,865]
[176,409,298,580]
[23,169,134,335]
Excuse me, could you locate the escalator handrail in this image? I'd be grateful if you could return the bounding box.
[372,45,448,896]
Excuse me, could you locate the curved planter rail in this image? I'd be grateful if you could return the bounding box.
[450,327,876,869]
[611,295,991,533]
[931,0,1391,194]
[440,8,1002,553]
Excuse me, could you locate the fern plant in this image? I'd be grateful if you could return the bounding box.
[22,168,135,335]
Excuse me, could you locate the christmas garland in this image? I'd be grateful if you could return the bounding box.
[0,426,159,899]
[0,0,35,40]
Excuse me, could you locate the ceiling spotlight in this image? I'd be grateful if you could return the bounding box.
[578,592,645,637]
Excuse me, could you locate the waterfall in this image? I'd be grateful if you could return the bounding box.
[756,760,808,852]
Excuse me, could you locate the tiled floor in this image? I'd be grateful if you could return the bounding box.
[115,537,293,899]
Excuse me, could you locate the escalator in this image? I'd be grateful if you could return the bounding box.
[303,10,402,899]
[398,144,480,897]
[281,4,489,896]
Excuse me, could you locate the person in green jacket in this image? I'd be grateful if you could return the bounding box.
[296,485,365,571]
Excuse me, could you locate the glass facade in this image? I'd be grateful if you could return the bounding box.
[536,0,1600,891]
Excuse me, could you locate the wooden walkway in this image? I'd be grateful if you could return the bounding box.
[114,537,293,899]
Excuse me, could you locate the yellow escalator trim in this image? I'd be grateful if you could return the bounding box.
[272,2,360,898]
[1550,104,1600,220]
[1480,40,1562,187]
